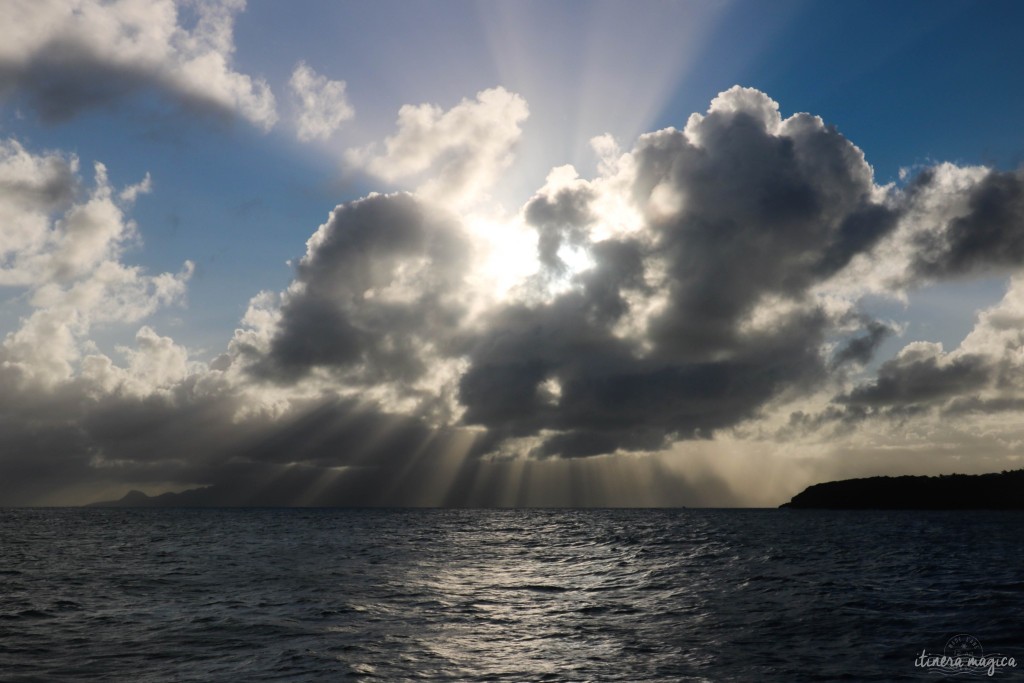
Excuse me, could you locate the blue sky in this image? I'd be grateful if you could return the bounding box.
[3,0,1024,506]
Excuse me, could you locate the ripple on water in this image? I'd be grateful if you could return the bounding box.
[1,508,1022,681]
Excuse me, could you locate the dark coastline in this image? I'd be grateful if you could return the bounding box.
[781,469,1024,509]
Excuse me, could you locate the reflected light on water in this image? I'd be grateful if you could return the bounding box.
[404,511,715,679]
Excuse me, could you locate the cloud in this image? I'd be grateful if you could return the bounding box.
[839,343,992,409]
[910,167,1024,279]
[830,319,894,368]
[797,274,1024,439]
[0,138,78,284]
[454,87,903,457]
[249,193,475,421]
[0,0,276,128]
[0,138,191,388]
[347,87,529,206]
[289,61,354,142]
[821,162,1024,297]
[0,145,148,287]
[523,168,596,274]
[11,86,1024,506]
[636,88,897,349]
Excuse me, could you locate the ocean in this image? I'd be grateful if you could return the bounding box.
[2,508,1022,681]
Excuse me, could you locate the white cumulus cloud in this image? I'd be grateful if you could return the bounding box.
[347,87,529,207]
[289,61,354,142]
[0,139,191,387]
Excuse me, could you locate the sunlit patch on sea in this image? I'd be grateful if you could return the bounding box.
[2,508,1022,681]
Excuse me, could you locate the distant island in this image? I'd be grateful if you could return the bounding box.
[88,488,219,507]
[781,470,1024,509]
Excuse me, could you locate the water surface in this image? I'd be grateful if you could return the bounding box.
[2,508,1022,681]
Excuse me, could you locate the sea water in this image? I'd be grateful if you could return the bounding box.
[2,508,1022,681]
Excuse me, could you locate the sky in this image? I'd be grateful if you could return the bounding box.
[3,0,1024,507]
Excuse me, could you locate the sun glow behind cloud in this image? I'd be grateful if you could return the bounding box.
[292,1,734,213]
[321,0,727,311]
[462,210,537,302]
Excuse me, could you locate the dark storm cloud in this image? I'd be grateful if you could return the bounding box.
[831,319,893,368]
[0,357,476,506]
[633,103,897,356]
[0,372,725,507]
[22,377,726,508]
[456,88,898,457]
[524,184,595,273]
[459,292,831,458]
[0,365,276,506]
[784,398,949,442]
[839,352,992,408]
[912,169,1024,279]
[224,396,443,470]
[257,193,472,391]
[941,395,1024,416]
[0,185,475,505]
[576,238,649,323]
[0,417,93,506]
